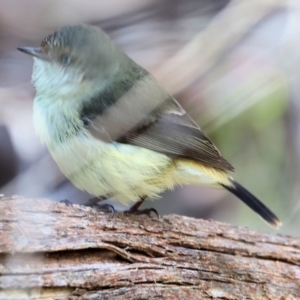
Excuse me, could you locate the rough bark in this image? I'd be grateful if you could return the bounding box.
[0,195,299,300]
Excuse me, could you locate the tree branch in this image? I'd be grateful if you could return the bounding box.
[155,0,288,94]
[0,195,299,299]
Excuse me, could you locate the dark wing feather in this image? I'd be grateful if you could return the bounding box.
[117,103,234,171]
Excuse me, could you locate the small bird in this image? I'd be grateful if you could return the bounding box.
[18,24,281,227]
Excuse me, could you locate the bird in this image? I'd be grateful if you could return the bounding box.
[18,24,281,227]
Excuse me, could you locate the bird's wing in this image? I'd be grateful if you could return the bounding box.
[117,98,234,171]
[81,71,234,172]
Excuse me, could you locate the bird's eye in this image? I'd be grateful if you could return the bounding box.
[60,54,71,65]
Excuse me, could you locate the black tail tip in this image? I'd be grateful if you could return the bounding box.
[270,218,282,229]
[222,180,282,229]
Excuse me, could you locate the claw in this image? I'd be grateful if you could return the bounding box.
[125,207,159,218]
[86,202,115,217]
[97,203,115,217]
[59,199,73,206]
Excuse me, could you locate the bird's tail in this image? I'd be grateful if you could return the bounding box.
[174,160,281,228]
[221,180,281,228]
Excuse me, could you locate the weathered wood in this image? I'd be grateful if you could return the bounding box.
[0,195,299,299]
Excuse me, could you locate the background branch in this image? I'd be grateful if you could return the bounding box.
[155,0,288,93]
[0,196,299,299]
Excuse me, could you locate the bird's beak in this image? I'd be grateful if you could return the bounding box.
[17,47,48,61]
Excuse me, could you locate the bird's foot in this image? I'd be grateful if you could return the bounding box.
[59,199,73,206]
[123,196,158,218]
[84,197,114,216]
[124,207,159,218]
[60,197,114,216]
[85,201,115,217]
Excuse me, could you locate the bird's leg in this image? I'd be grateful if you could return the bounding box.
[125,196,158,217]
[128,197,146,212]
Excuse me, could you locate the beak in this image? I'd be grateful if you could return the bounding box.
[17,47,47,61]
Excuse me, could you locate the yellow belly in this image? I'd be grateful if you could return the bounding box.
[46,131,231,205]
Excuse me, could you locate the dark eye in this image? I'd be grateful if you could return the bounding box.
[60,54,71,65]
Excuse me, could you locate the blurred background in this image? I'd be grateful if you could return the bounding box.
[0,0,299,235]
